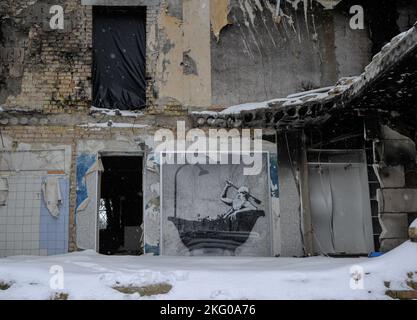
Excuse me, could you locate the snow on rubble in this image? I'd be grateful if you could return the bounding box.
[79,122,148,129]
[191,23,417,125]
[217,85,344,115]
[89,107,143,118]
[0,241,416,300]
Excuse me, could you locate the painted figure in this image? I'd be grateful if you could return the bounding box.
[221,180,258,220]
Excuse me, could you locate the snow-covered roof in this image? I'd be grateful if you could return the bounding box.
[192,22,417,130]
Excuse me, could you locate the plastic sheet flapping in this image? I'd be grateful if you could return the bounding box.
[92,7,146,110]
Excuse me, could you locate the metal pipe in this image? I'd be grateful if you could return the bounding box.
[174,164,209,218]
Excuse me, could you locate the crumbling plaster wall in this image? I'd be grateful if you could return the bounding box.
[277,131,304,257]
[0,0,214,111]
[0,0,162,112]
[153,0,373,109]
[151,0,212,108]
[0,124,173,253]
[0,0,92,111]
[1,0,413,113]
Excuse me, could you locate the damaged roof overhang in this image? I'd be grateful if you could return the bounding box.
[191,23,417,133]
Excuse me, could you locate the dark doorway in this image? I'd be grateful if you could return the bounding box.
[92,6,146,110]
[98,156,143,255]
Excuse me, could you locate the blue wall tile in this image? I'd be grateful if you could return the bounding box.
[39,177,69,255]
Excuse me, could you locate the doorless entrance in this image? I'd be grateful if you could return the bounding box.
[98,156,143,255]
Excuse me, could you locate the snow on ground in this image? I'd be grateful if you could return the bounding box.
[0,241,416,300]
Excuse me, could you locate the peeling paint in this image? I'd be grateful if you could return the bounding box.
[155,9,184,104]
[210,0,230,41]
[75,154,96,210]
[166,0,183,20]
[156,1,212,108]
[182,50,198,75]
[182,0,212,107]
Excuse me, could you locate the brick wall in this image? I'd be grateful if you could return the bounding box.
[1,1,92,111]
[0,0,163,112]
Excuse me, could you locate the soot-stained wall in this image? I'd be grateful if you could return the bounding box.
[210,0,372,107]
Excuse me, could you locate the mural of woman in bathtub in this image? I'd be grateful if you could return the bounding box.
[168,178,265,254]
[221,180,262,221]
[162,155,272,256]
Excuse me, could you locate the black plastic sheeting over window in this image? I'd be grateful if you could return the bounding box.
[92,7,146,110]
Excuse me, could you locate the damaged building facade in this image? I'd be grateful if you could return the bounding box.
[0,0,416,258]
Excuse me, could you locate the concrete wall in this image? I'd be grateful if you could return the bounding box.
[161,156,273,256]
[210,1,372,107]
[277,132,304,257]
[375,125,417,252]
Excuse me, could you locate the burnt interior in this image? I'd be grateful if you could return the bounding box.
[98,156,143,255]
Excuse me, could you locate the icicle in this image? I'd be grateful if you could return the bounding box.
[275,0,281,17]
[274,0,282,23]
[284,0,310,34]
[303,0,309,34]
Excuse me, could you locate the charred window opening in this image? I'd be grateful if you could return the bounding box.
[92,6,146,110]
[98,156,143,255]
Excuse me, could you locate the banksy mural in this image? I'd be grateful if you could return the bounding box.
[161,154,272,256]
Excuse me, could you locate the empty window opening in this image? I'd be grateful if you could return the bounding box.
[98,156,143,255]
[92,6,146,110]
